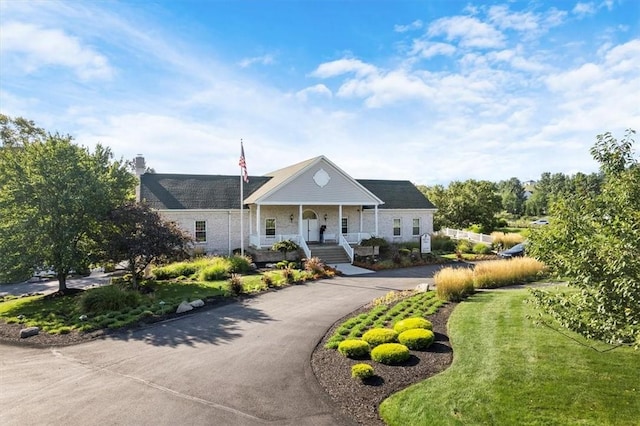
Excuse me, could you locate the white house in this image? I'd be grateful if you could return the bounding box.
[136,155,436,264]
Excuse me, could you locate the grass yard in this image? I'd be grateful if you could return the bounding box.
[379,288,640,425]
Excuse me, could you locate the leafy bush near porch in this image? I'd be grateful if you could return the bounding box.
[398,328,435,350]
[199,260,231,281]
[338,339,371,358]
[351,363,374,380]
[371,343,410,364]
[362,328,398,347]
[393,317,433,334]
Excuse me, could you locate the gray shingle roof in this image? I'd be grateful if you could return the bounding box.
[140,174,435,210]
[357,179,436,209]
[140,174,271,210]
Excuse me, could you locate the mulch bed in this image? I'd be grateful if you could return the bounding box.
[311,301,456,425]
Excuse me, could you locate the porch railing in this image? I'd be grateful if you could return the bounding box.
[249,234,311,258]
[342,232,372,244]
[339,234,354,263]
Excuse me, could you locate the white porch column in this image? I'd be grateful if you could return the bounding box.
[256,204,261,247]
[298,204,303,239]
[359,207,363,232]
[338,204,342,236]
[375,205,379,236]
[249,205,252,235]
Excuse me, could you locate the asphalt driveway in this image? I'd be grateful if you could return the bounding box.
[0,265,446,425]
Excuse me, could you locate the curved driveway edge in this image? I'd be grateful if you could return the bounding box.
[0,265,447,425]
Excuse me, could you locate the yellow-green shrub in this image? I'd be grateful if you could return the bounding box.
[362,328,398,347]
[393,317,433,334]
[473,258,547,288]
[351,363,374,380]
[338,339,370,358]
[371,343,411,364]
[435,267,474,301]
[398,328,435,350]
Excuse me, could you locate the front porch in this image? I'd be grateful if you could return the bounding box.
[248,232,372,264]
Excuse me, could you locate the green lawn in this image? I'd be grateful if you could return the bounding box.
[379,288,640,425]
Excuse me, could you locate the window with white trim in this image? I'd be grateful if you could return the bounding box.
[393,218,401,236]
[341,217,348,234]
[195,220,206,242]
[412,218,420,236]
[265,218,276,236]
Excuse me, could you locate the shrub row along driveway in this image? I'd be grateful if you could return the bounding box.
[0,265,446,426]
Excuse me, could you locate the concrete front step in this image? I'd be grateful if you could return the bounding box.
[309,245,351,264]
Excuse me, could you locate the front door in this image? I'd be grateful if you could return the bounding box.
[303,210,319,242]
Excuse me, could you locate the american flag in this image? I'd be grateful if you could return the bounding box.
[239,140,249,183]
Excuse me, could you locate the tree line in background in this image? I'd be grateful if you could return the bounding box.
[417,165,603,232]
[0,114,192,292]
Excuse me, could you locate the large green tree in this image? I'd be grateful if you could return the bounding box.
[423,180,502,232]
[529,129,639,347]
[498,177,526,216]
[0,116,135,291]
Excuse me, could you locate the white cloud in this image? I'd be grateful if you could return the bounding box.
[295,84,332,101]
[410,41,456,59]
[238,54,276,68]
[394,19,423,33]
[427,16,505,49]
[572,2,597,18]
[310,58,377,78]
[0,21,113,80]
[487,5,540,32]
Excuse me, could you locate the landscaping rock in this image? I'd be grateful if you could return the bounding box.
[415,283,430,292]
[19,327,40,339]
[189,299,204,308]
[79,315,88,321]
[176,301,194,314]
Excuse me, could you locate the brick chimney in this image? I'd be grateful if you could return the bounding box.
[134,154,145,201]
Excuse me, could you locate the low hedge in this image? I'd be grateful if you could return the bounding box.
[393,317,433,334]
[351,363,374,380]
[398,328,435,350]
[362,328,398,347]
[337,339,371,358]
[371,343,411,365]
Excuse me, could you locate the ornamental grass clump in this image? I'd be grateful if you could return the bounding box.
[491,232,524,249]
[351,363,374,380]
[398,328,435,350]
[371,343,411,365]
[337,339,371,358]
[473,257,547,289]
[227,273,243,296]
[393,317,433,334]
[434,267,474,301]
[362,328,398,347]
[79,285,142,314]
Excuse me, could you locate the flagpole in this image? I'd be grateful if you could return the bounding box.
[240,139,244,257]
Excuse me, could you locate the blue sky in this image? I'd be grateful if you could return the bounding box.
[1,0,638,185]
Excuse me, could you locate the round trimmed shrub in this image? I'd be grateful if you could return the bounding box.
[351,363,374,380]
[370,343,411,365]
[337,339,370,358]
[393,317,433,334]
[398,328,435,350]
[361,328,398,347]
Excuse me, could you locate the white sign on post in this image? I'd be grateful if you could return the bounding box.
[420,233,431,254]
